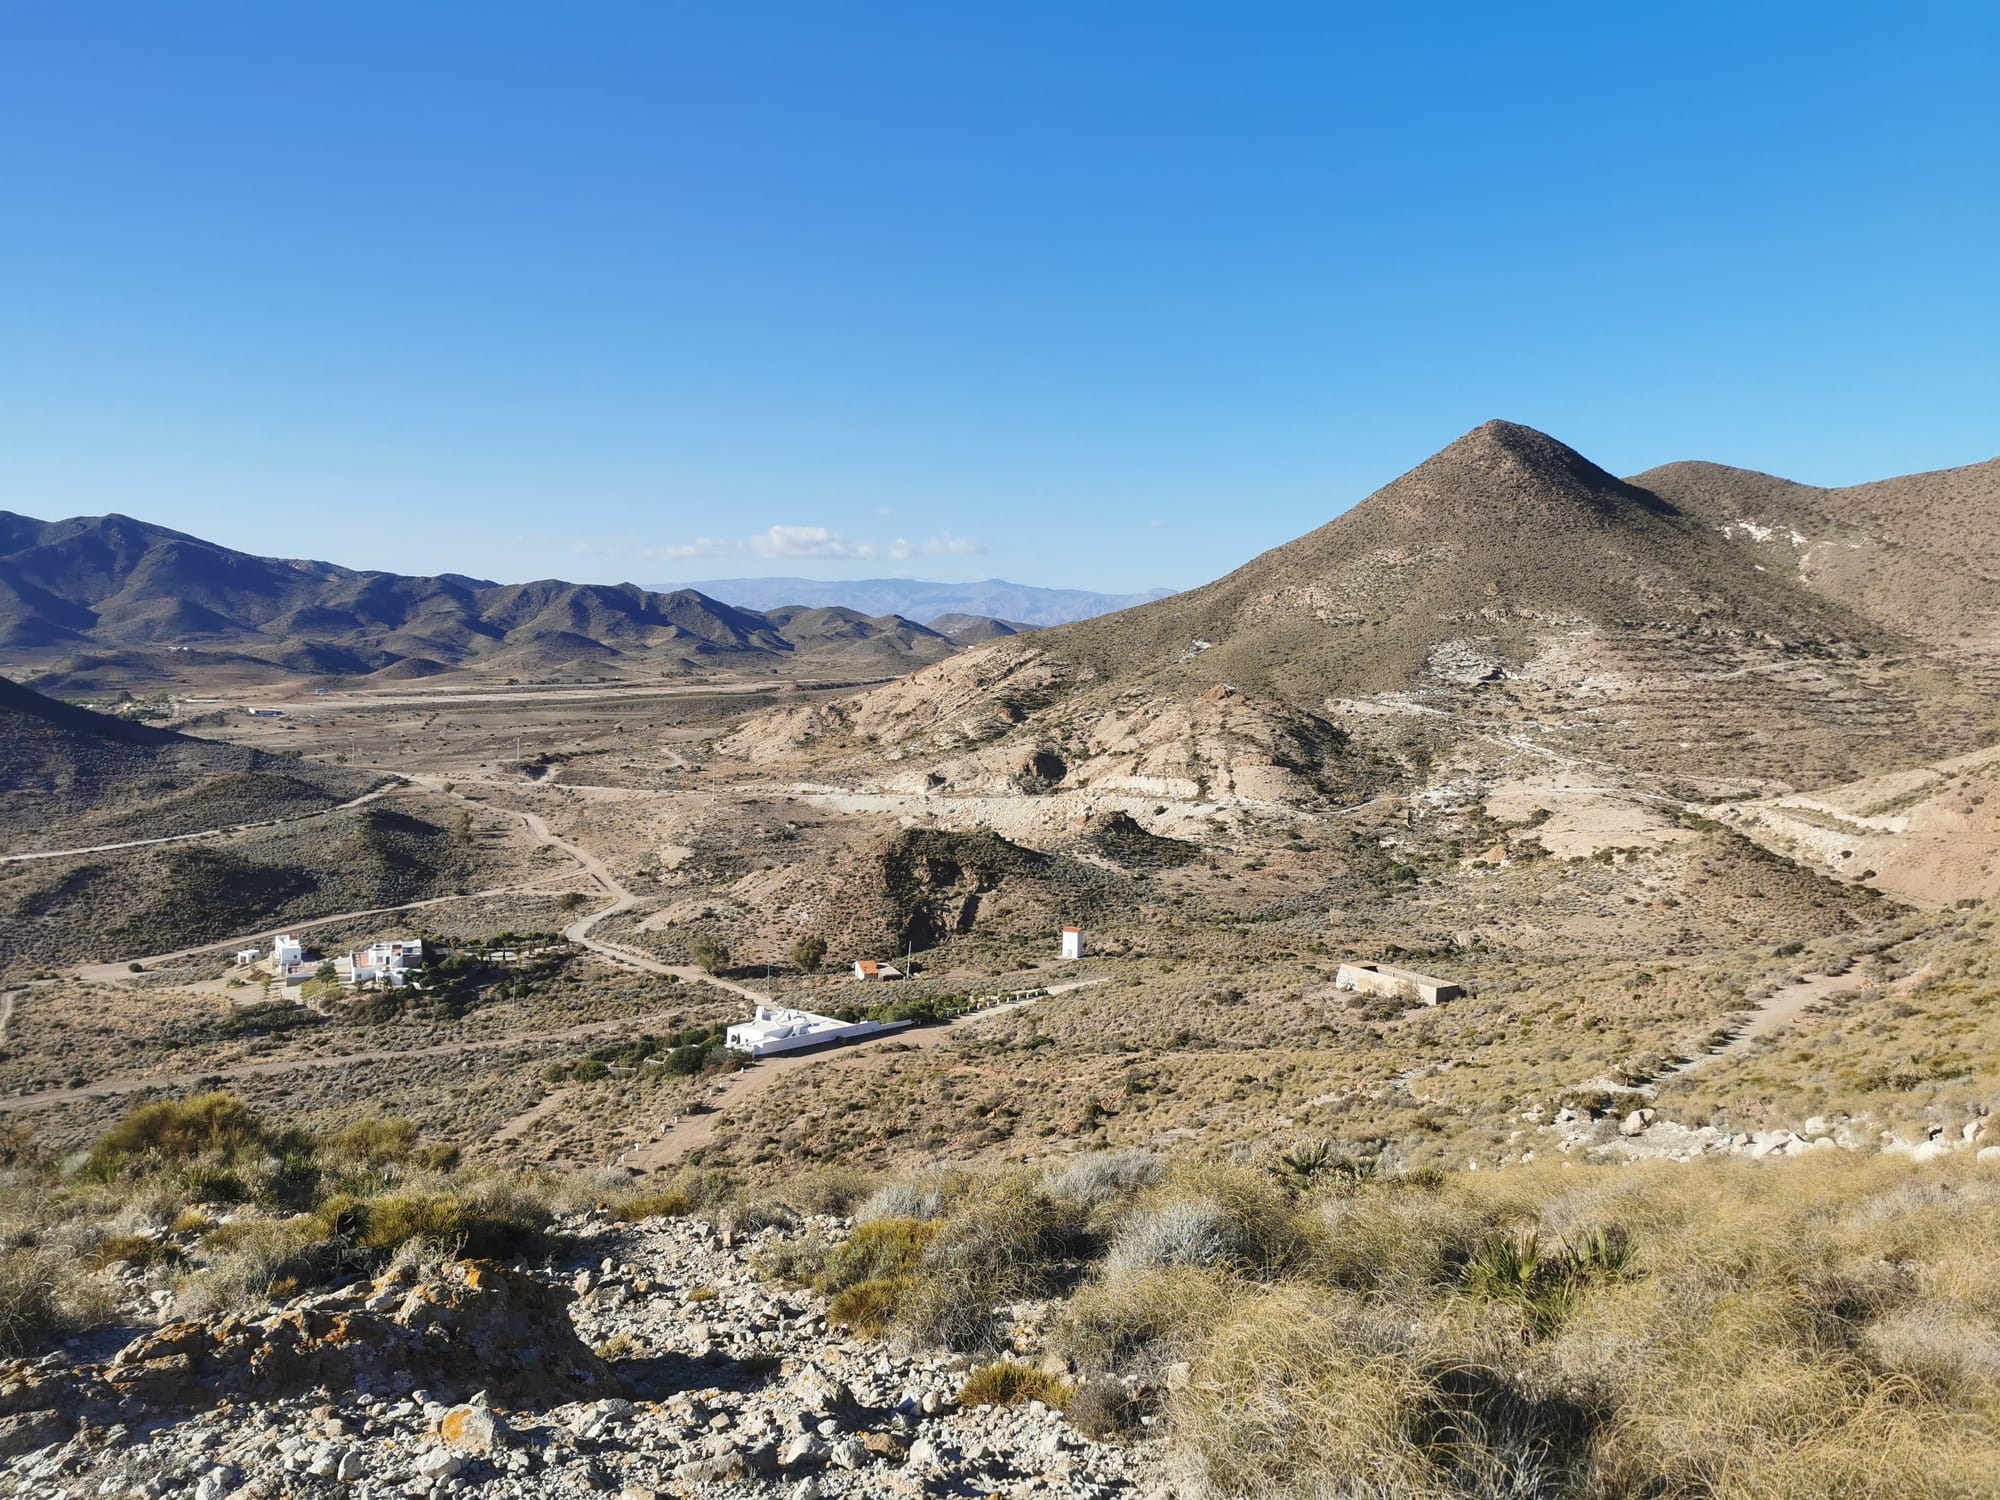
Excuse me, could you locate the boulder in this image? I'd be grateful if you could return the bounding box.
[0,1260,616,1426]
[440,1405,509,1455]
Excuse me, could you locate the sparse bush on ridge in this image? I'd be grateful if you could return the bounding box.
[773,1164,877,1218]
[1043,1148,1165,1208]
[856,1166,971,1223]
[1106,1200,1235,1275]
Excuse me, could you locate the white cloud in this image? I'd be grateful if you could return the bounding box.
[749,524,881,560]
[888,537,914,560]
[921,531,986,557]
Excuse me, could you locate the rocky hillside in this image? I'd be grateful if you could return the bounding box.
[1636,451,2000,653]
[0,674,375,854]
[727,422,2000,792]
[0,513,960,682]
[0,1211,1159,1499]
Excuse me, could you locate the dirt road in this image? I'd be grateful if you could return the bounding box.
[1666,968,1869,1079]
[0,783,402,866]
[0,995,729,1116]
[68,876,579,985]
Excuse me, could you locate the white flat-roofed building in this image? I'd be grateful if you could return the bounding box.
[337,938,425,988]
[234,947,261,966]
[272,935,304,968]
[725,1003,907,1059]
[853,960,903,981]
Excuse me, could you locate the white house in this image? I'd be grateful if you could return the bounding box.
[1061,926,1084,960]
[725,1003,907,1059]
[271,935,304,968]
[234,947,261,967]
[853,960,903,981]
[337,938,425,988]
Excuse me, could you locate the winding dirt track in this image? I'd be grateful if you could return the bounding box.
[7,784,772,1120]
[0,997,738,1116]
[0,783,402,866]
[1664,968,1869,1080]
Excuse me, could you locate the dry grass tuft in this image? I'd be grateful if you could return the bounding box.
[958,1360,1074,1408]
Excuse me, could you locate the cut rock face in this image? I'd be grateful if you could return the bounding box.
[0,1259,616,1425]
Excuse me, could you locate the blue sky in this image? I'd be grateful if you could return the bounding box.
[1,3,1994,593]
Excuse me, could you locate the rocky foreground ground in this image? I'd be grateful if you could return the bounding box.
[0,1212,1167,1500]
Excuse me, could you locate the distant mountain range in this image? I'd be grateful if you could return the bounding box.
[655,576,1174,628]
[0,512,1010,687]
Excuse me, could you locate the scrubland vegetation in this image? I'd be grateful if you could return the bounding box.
[0,1094,620,1356]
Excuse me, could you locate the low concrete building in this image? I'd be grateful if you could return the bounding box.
[725,1003,908,1059]
[853,960,903,981]
[1060,926,1084,960]
[234,947,261,966]
[1334,962,1464,1006]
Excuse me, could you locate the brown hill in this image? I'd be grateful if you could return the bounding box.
[731,422,2000,791]
[0,674,374,854]
[928,613,1036,644]
[1634,453,2000,651]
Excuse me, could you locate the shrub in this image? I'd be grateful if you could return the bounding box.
[311,1185,547,1260]
[789,934,828,973]
[332,1117,420,1167]
[178,1217,335,1316]
[1106,1200,1234,1275]
[688,934,730,974]
[827,1277,905,1337]
[776,1165,877,1218]
[1042,1149,1164,1209]
[1170,1289,1471,1497]
[1063,1378,1139,1440]
[1110,1166,1312,1279]
[87,1233,184,1272]
[817,1217,937,1294]
[897,1186,1089,1351]
[1057,1265,1234,1376]
[857,1167,971,1224]
[86,1093,264,1177]
[0,1250,58,1356]
[728,1198,800,1235]
[957,1360,1074,1408]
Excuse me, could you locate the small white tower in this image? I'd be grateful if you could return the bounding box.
[1060,925,1084,960]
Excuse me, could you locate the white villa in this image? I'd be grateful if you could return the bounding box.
[271,935,304,968]
[724,1003,907,1059]
[336,938,426,988]
[1061,925,1085,960]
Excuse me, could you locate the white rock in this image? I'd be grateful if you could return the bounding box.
[414,1449,463,1481]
